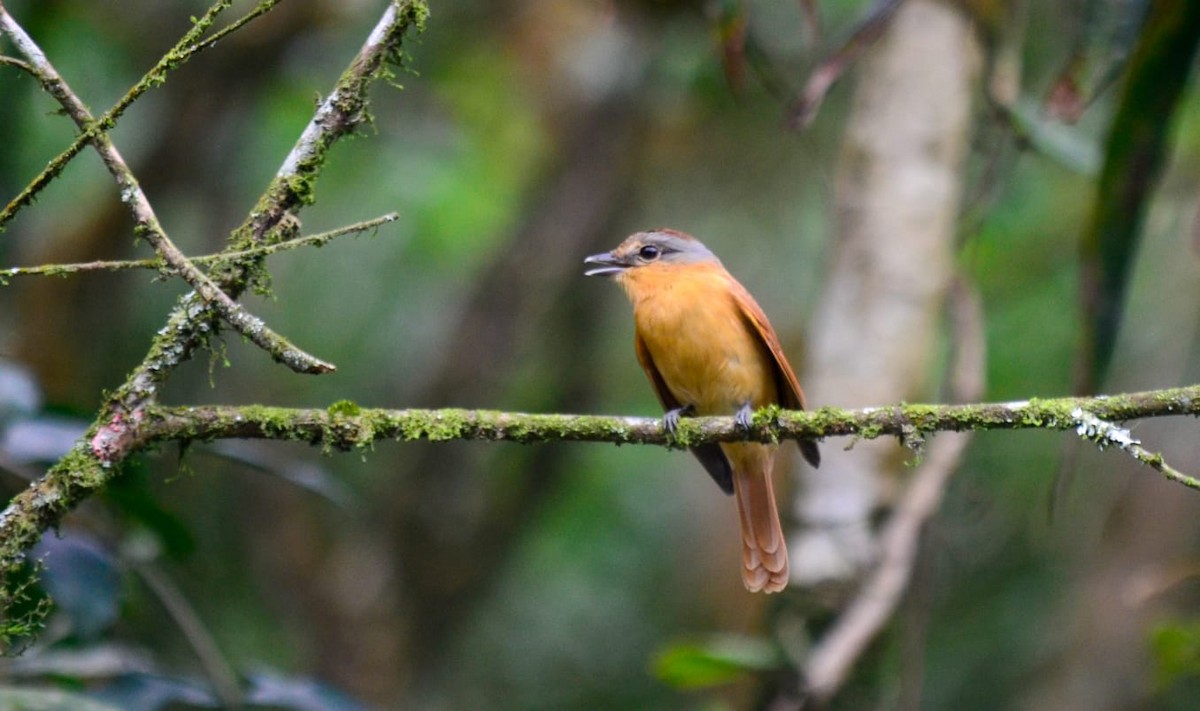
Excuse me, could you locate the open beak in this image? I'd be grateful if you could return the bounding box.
[583,251,627,277]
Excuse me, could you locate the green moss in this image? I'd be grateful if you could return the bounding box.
[398,410,470,442]
[285,174,317,207]
[902,404,940,430]
[327,400,362,418]
[669,421,695,449]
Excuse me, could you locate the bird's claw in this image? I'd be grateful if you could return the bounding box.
[663,405,695,435]
[735,402,754,431]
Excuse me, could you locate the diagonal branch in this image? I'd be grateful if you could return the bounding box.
[0,2,430,639]
[0,2,333,375]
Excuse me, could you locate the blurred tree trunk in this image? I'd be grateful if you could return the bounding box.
[794,0,978,585]
[288,7,655,702]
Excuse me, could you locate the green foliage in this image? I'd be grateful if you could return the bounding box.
[0,688,123,711]
[1151,618,1200,691]
[653,635,782,690]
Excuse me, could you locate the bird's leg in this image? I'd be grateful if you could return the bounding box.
[735,401,754,431]
[663,404,695,435]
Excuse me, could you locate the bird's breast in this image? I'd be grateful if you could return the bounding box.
[623,265,776,415]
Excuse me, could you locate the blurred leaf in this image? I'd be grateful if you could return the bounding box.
[1044,55,1088,123]
[1080,0,1200,386]
[4,644,152,680]
[88,673,218,710]
[1151,619,1200,690]
[32,533,119,642]
[204,443,356,511]
[244,671,371,711]
[652,635,782,690]
[0,418,86,465]
[0,361,41,422]
[1006,100,1101,175]
[0,687,124,711]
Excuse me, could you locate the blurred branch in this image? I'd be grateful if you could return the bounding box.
[786,0,906,130]
[0,0,334,375]
[0,54,32,74]
[0,213,400,283]
[802,433,972,705]
[797,278,986,706]
[128,560,242,707]
[989,99,1100,175]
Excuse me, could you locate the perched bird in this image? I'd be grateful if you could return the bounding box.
[585,229,820,593]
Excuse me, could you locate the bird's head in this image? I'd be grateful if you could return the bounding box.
[584,229,719,278]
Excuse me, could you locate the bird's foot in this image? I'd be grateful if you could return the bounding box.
[663,404,695,435]
[735,402,754,431]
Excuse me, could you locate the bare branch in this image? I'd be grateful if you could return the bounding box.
[787,0,907,130]
[0,54,32,75]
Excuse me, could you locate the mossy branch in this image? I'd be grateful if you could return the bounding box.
[0,0,237,229]
[0,213,400,284]
[119,384,1199,453]
[0,1,335,375]
[0,0,429,649]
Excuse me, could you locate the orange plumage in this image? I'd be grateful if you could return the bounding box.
[585,229,819,593]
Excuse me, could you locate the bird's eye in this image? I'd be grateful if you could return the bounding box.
[638,245,661,261]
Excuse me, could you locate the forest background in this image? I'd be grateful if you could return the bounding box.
[2,0,1200,709]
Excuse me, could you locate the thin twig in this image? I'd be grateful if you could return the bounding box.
[786,0,907,130]
[0,54,32,74]
[0,213,400,283]
[0,0,235,229]
[188,0,286,56]
[1072,408,1199,489]
[0,3,334,374]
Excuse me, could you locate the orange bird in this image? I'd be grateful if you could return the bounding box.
[585,229,820,593]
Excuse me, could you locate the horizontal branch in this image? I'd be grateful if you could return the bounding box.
[135,383,1200,453]
[0,214,399,283]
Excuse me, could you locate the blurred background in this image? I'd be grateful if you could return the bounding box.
[2,0,1200,709]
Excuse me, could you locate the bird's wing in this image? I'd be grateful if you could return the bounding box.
[635,333,735,494]
[728,279,822,468]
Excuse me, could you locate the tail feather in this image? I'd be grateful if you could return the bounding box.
[731,448,789,593]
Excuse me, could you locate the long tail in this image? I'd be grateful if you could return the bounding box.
[730,445,789,593]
